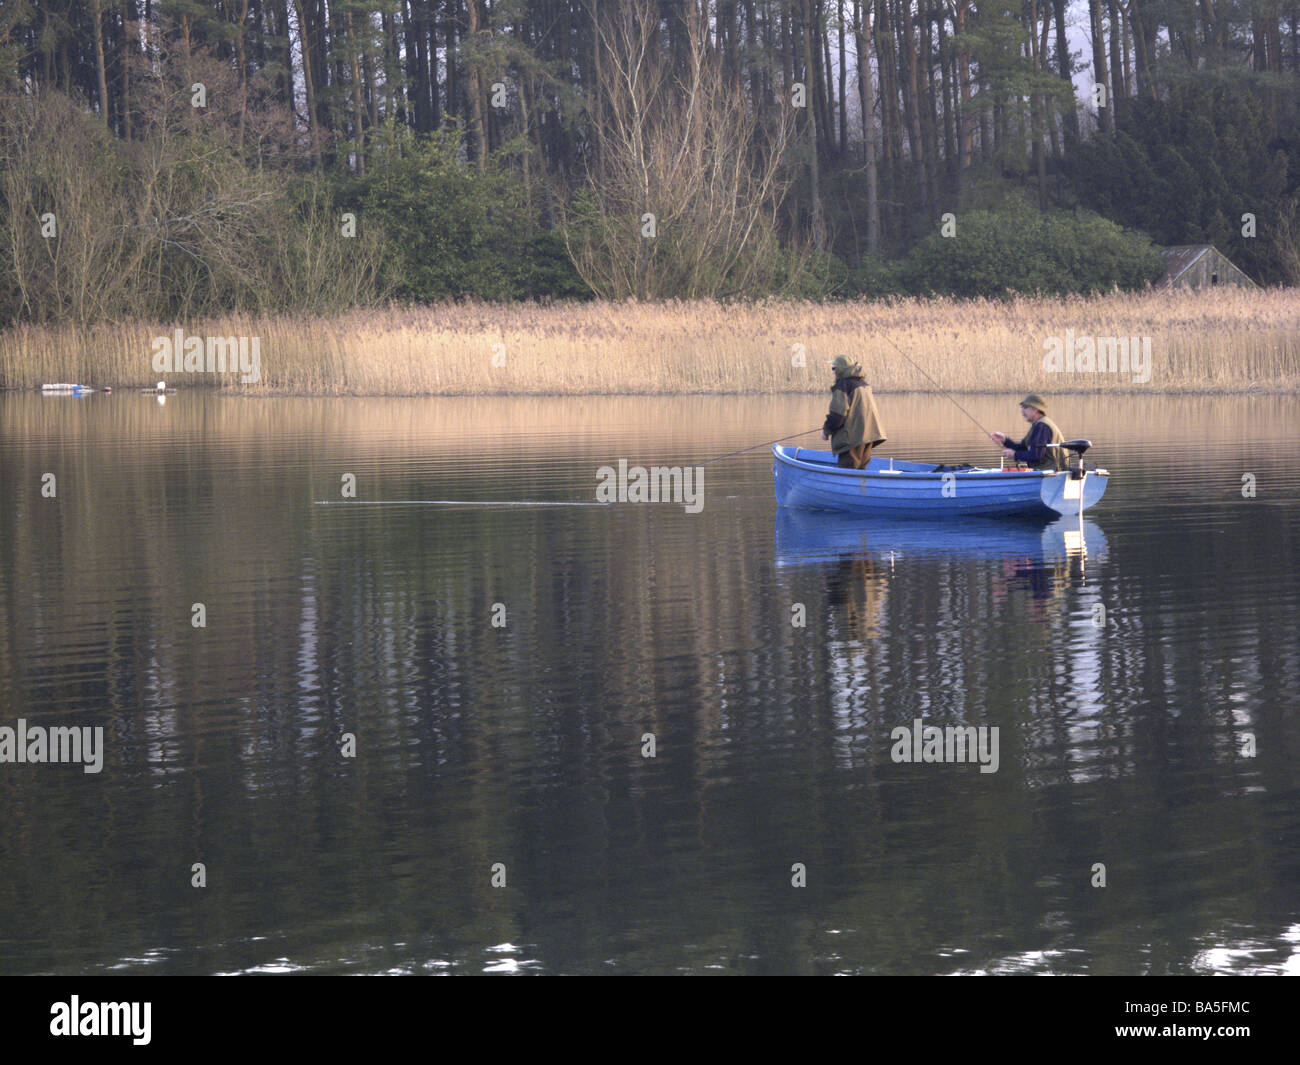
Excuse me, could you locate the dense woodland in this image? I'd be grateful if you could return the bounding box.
[1,0,1298,320]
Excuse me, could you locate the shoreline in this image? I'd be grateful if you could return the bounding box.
[6,385,1300,397]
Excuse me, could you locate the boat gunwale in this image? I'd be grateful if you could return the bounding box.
[773,445,1111,482]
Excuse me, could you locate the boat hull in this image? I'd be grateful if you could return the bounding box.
[773,446,1108,518]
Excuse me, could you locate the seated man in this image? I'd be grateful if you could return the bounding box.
[822,355,887,469]
[989,394,1065,471]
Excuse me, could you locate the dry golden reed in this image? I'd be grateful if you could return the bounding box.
[2,289,1297,394]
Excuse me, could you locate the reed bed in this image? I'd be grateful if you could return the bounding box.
[3,289,1297,394]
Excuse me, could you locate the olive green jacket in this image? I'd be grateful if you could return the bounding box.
[1024,415,1065,470]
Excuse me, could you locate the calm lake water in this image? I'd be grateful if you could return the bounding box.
[1,392,1297,975]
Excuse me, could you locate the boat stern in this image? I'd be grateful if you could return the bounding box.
[1040,468,1109,515]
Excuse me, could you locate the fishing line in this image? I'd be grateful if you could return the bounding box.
[698,428,823,466]
[878,333,995,440]
[314,500,613,507]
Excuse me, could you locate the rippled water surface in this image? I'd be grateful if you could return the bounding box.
[1,393,1297,974]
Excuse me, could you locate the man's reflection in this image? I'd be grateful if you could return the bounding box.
[826,554,887,640]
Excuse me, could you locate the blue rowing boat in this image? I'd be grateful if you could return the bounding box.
[773,444,1109,518]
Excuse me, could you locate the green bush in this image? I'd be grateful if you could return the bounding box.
[339,125,587,302]
[899,202,1164,297]
[844,255,908,298]
[515,231,593,300]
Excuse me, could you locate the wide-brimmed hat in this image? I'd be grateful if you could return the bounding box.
[1020,393,1047,412]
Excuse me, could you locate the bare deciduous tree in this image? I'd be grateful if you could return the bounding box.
[561,0,797,299]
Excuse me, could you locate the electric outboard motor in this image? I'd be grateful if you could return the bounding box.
[1052,439,1092,479]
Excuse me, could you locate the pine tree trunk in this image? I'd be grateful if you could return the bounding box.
[1029,0,1048,208]
[237,0,250,149]
[1089,0,1112,132]
[920,0,940,210]
[1054,0,1076,135]
[1106,0,1125,119]
[822,6,836,157]
[854,0,881,252]
[90,0,110,127]
[937,10,956,184]
[120,0,133,140]
[466,0,486,171]
[954,0,973,177]
[348,12,365,173]
[875,0,904,231]
[802,0,826,248]
[446,3,458,121]
[838,0,848,157]
[898,0,929,214]
[293,0,321,167]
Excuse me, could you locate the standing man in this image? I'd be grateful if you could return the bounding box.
[822,355,887,469]
[990,394,1065,471]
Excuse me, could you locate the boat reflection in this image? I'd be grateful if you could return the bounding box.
[777,509,1108,609]
[776,508,1109,568]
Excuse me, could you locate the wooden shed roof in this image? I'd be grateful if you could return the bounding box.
[1155,244,1257,289]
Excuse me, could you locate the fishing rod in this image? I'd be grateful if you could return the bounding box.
[878,334,995,441]
[700,428,823,466]
[695,335,1002,468]
[702,336,996,467]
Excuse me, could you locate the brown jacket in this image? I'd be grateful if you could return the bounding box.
[824,365,887,456]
